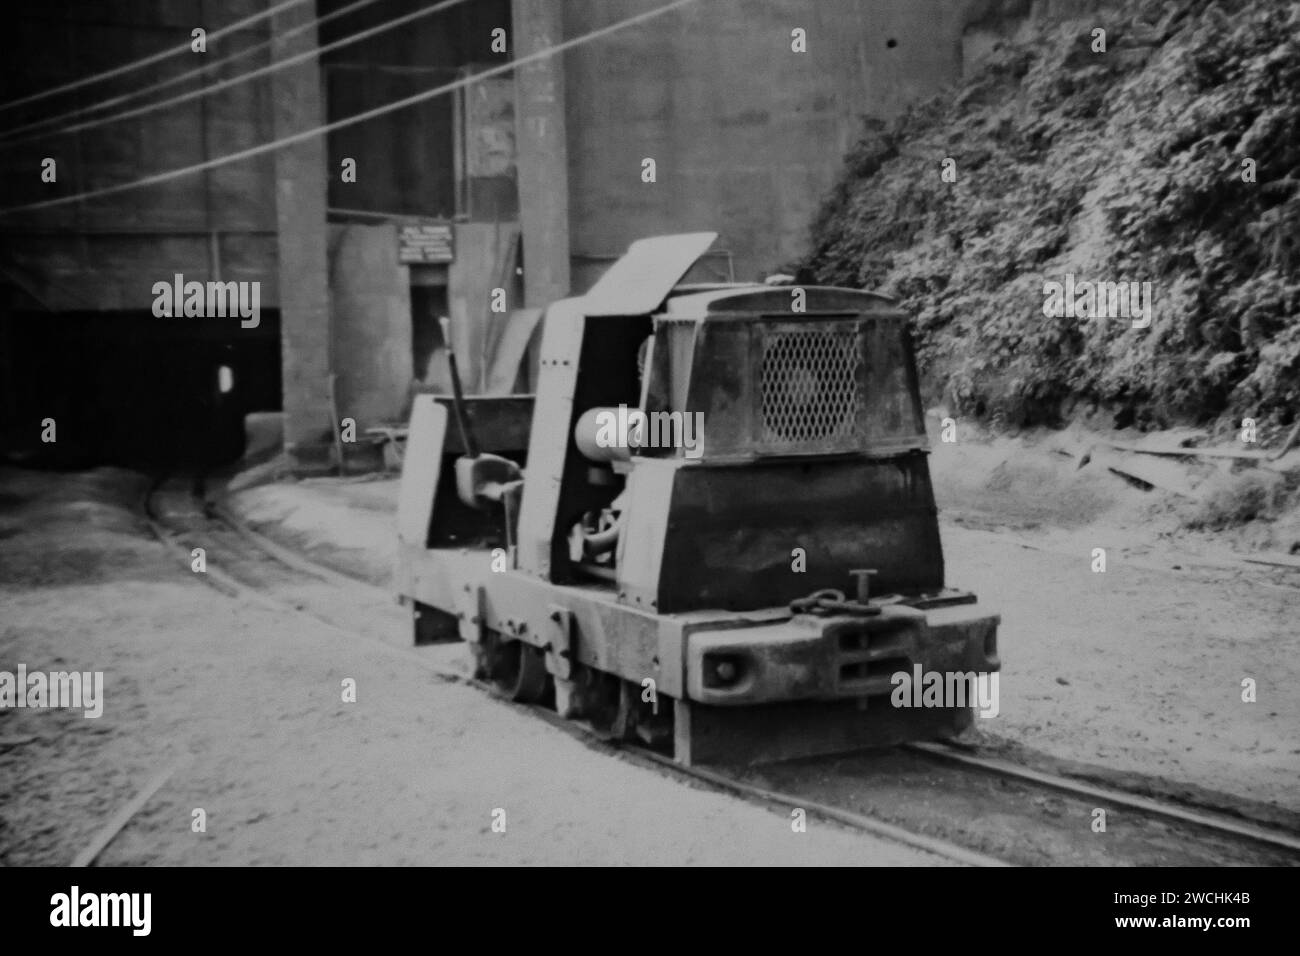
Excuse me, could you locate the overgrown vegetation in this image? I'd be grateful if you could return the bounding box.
[804,0,1300,429]
[1185,468,1291,530]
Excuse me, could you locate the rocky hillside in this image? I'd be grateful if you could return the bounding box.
[804,0,1300,431]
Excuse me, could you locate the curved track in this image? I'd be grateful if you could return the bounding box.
[145,475,1300,867]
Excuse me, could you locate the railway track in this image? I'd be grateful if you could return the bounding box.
[144,475,1300,868]
[905,741,1300,855]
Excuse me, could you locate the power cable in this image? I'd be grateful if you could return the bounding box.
[1,0,477,148]
[0,0,391,143]
[0,0,699,217]
[0,0,313,113]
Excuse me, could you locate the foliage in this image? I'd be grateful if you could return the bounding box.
[803,0,1300,426]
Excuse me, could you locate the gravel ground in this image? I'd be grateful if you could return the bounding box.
[944,524,1299,814]
[0,467,941,866]
[928,433,1300,815]
[230,440,1300,817]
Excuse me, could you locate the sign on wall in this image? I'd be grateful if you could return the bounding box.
[398,223,455,264]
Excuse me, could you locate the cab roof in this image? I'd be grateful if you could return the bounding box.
[580,232,896,318]
[661,283,899,318]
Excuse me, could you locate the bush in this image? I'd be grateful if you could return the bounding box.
[1186,470,1289,529]
[803,0,1300,428]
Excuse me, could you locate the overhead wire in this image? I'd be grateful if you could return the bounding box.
[0,0,392,144]
[0,0,700,217]
[0,0,314,113]
[0,0,478,148]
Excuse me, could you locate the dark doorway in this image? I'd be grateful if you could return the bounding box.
[411,284,450,390]
[0,309,281,471]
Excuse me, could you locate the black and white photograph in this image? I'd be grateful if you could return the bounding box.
[0,0,1295,923]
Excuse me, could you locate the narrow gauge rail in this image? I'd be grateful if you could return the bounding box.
[141,476,1300,868]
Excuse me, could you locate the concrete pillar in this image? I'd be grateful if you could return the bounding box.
[512,0,571,308]
[271,0,333,473]
[330,223,412,425]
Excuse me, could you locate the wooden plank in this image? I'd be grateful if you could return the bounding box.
[1101,422,1300,463]
[1094,448,1199,497]
[447,222,508,392]
[72,760,184,867]
[397,396,448,547]
[1104,440,1268,461]
[485,307,543,395]
[1243,553,1300,570]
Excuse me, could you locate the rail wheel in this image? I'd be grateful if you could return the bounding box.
[564,664,621,731]
[564,667,669,749]
[473,631,550,703]
[412,601,459,645]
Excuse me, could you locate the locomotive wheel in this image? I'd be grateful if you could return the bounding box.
[569,664,622,733]
[474,631,550,703]
[412,602,460,645]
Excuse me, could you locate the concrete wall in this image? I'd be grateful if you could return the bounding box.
[0,0,279,311]
[319,0,511,220]
[560,0,986,289]
[0,0,1085,470]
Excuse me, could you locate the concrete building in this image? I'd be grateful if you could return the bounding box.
[0,0,1071,473]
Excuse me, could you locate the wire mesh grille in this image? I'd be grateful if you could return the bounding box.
[759,327,862,446]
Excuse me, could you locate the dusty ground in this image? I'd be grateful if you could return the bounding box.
[926,426,1300,816]
[0,467,942,866]
[230,429,1300,817]
[5,420,1296,867]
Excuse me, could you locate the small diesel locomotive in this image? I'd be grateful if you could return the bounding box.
[395,233,999,765]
